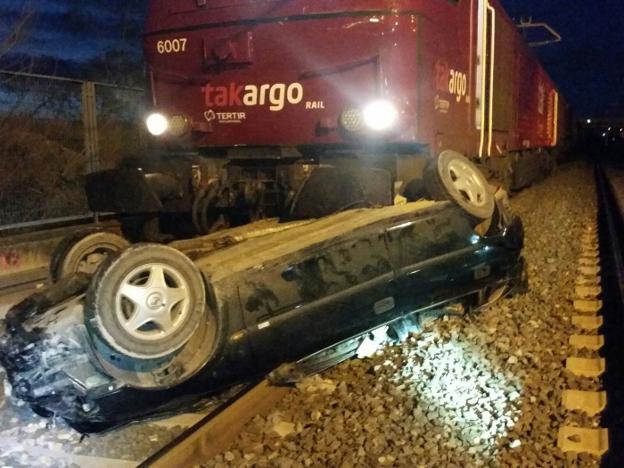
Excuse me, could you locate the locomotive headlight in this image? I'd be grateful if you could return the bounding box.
[340,108,364,133]
[363,100,398,131]
[146,112,169,136]
[168,114,190,137]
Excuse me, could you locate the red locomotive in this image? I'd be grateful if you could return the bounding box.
[4,1,544,429]
[88,0,569,239]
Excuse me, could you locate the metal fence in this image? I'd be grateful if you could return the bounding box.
[0,70,147,227]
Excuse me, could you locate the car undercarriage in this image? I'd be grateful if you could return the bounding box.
[0,185,525,432]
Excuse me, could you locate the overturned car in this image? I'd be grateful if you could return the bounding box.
[0,156,525,433]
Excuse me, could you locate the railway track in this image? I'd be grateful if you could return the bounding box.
[0,376,265,467]
[139,381,289,467]
[0,217,298,467]
[2,161,622,467]
[596,165,624,467]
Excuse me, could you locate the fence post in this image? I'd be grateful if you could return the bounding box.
[81,81,99,174]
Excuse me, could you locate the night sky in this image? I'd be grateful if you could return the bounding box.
[1,0,623,118]
[0,0,145,84]
[501,0,624,119]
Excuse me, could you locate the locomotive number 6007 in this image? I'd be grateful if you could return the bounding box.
[157,38,187,54]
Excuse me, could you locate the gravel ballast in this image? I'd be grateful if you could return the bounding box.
[0,370,243,467]
[200,161,600,468]
[0,162,599,467]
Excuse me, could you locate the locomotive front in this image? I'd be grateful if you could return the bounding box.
[143,0,426,150]
[87,0,566,240]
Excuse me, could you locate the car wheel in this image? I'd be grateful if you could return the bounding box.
[50,231,129,282]
[85,244,206,359]
[424,150,495,220]
[401,178,427,202]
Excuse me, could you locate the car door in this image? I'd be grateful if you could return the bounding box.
[239,224,398,368]
[386,205,488,314]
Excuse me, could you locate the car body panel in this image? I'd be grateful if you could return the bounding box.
[0,200,523,432]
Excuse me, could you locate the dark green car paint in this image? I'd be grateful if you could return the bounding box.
[0,201,524,432]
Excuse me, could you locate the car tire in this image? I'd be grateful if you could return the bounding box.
[424,150,495,221]
[50,231,129,282]
[401,178,427,202]
[85,244,206,359]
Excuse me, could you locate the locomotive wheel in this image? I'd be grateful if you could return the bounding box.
[192,181,265,235]
[401,178,427,202]
[191,186,212,234]
[85,244,206,359]
[424,150,495,221]
[543,151,558,177]
[192,185,231,234]
[50,231,129,282]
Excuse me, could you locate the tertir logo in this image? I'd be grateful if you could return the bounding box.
[204,110,246,124]
[202,82,304,112]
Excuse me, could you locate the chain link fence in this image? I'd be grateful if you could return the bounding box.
[0,71,147,226]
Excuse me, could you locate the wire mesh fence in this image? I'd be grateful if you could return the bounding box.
[0,71,147,227]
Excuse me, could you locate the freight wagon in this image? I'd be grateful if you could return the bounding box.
[87,0,569,240]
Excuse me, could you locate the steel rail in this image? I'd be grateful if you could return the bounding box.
[0,214,98,234]
[138,379,289,467]
[595,165,624,466]
[597,167,624,313]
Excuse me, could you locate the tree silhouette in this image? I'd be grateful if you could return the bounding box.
[0,2,147,224]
